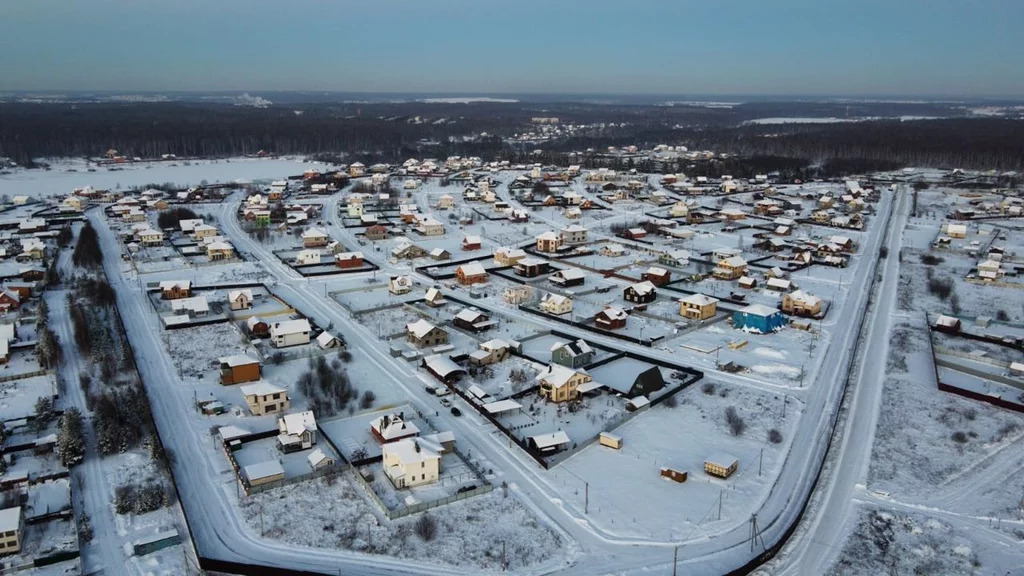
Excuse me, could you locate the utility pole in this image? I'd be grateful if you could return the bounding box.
[758,448,763,477]
[585,481,589,514]
[673,545,679,576]
[259,505,264,536]
[718,490,723,521]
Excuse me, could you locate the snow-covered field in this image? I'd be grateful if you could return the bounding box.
[238,474,563,571]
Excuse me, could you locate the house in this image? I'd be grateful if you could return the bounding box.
[601,244,626,258]
[371,413,420,443]
[295,249,321,266]
[243,461,285,487]
[269,318,312,348]
[595,306,628,330]
[624,281,657,304]
[406,319,448,347]
[192,224,218,239]
[424,288,446,307]
[551,339,594,369]
[438,194,455,209]
[349,162,366,177]
[307,448,335,471]
[455,262,488,285]
[536,231,563,253]
[945,223,968,239]
[536,364,591,403]
[503,285,533,304]
[171,295,209,317]
[391,242,428,260]
[561,225,588,244]
[933,314,962,333]
[539,293,573,315]
[704,454,739,479]
[429,248,451,261]
[417,217,445,236]
[0,507,23,555]
[641,266,671,286]
[514,257,550,278]
[462,235,482,251]
[713,256,748,280]
[239,381,289,416]
[17,238,46,261]
[138,229,164,246]
[782,290,823,317]
[669,201,690,218]
[659,250,691,267]
[765,278,792,292]
[527,431,571,454]
[302,228,329,248]
[246,316,269,337]
[733,304,786,333]
[218,355,261,385]
[550,268,585,287]
[382,437,441,488]
[335,252,364,269]
[679,293,718,320]
[364,224,389,241]
[277,410,318,453]
[469,339,511,366]
[316,331,341,349]
[452,307,496,333]
[206,241,235,261]
[737,276,757,290]
[227,289,253,311]
[494,247,527,266]
[0,290,20,312]
[159,280,191,300]
[621,228,647,241]
[601,365,665,398]
[389,275,413,295]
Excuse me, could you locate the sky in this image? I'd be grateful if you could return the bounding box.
[1,0,1022,98]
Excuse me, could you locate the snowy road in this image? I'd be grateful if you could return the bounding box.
[89,183,900,575]
[769,185,910,574]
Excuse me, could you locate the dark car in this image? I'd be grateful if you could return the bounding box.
[457,484,476,493]
[450,407,462,417]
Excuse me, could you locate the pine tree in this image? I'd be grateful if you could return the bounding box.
[57,408,85,466]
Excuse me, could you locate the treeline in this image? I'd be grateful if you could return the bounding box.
[3,101,1022,173]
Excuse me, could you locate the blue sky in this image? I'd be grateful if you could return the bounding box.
[1,0,1021,97]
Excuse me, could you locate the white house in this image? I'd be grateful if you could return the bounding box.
[269,319,312,348]
[382,437,442,488]
[277,410,318,452]
[539,293,573,315]
[316,331,341,349]
[295,249,321,265]
[227,289,253,310]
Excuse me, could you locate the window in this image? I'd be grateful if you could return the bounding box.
[266,404,276,412]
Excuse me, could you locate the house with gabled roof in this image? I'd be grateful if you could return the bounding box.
[455,261,488,285]
[536,231,563,253]
[713,256,748,280]
[239,381,289,416]
[782,290,822,317]
[269,319,311,348]
[550,339,594,369]
[218,354,261,385]
[536,364,591,403]
[227,289,253,311]
[595,306,628,330]
[469,339,512,366]
[679,293,718,320]
[641,266,671,286]
[382,437,441,488]
[277,410,318,453]
[550,268,585,287]
[302,228,330,248]
[539,293,573,315]
[624,281,657,304]
[159,280,191,300]
[406,319,448,347]
[371,413,420,443]
[494,246,527,266]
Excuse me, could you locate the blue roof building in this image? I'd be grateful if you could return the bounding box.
[733,304,786,333]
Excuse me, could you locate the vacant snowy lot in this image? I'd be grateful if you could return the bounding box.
[239,474,562,571]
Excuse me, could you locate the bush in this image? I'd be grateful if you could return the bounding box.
[996,310,1010,322]
[951,431,968,444]
[156,207,200,230]
[359,390,376,410]
[702,382,716,395]
[114,482,171,515]
[725,406,746,436]
[919,254,944,266]
[878,246,888,259]
[72,222,103,268]
[926,276,954,300]
[271,352,285,365]
[768,429,783,444]
[414,513,438,542]
[661,394,678,408]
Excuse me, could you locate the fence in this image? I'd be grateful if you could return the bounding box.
[0,369,51,385]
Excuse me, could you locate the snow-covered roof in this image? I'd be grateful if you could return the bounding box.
[383,437,439,467]
[228,289,253,302]
[536,231,560,241]
[218,425,250,442]
[301,227,328,239]
[423,354,463,378]
[551,339,592,356]
[463,235,481,244]
[239,381,285,397]
[458,261,486,277]
[483,399,522,414]
[244,460,284,481]
[541,293,571,306]
[270,318,311,336]
[219,354,258,367]
[554,269,585,281]
[424,287,445,302]
[536,364,585,387]
[705,453,738,467]
[738,303,780,317]
[0,507,19,533]
[627,281,657,296]
[935,314,960,327]
[316,331,338,347]
[407,319,439,339]
[766,278,792,290]
[280,410,318,436]
[600,307,628,320]
[681,293,718,306]
[720,256,748,267]
[646,266,669,277]
[171,295,209,314]
[788,290,821,305]
[158,280,191,291]
[529,431,570,449]
[455,308,486,323]
[307,448,331,468]
[372,414,421,441]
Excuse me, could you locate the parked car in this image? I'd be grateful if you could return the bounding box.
[434,387,451,397]
[440,398,452,408]
[457,484,476,493]
[450,407,461,417]
[424,385,436,395]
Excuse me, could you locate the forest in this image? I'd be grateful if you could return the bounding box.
[1,99,1022,173]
